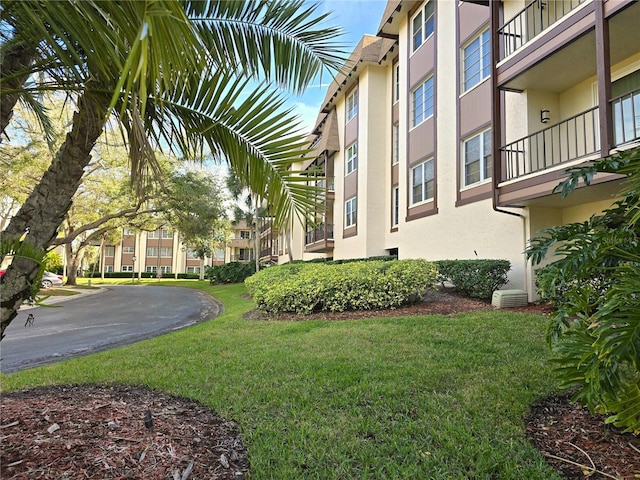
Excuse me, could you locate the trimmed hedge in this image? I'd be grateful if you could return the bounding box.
[208,262,256,284]
[434,259,510,301]
[245,259,437,314]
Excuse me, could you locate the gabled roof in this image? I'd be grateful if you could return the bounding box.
[312,34,396,133]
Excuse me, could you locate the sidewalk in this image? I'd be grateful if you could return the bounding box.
[21,286,106,310]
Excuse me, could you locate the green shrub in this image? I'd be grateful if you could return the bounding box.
[208,262,256,284]
[245,259,437,314]
[435,259,510,301]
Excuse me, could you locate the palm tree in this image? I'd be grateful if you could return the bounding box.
[0,0,343,339]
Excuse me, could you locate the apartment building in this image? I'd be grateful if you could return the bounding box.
[271,0,640,299]
[98,221,254,277]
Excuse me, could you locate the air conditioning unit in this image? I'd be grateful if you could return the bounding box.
[492,289,528,308]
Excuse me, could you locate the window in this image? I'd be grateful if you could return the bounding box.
[346,88,358,121]
[393,63,400,103]
[392,124,399,165]
[411,1,435,52]
[463,129,492,186]
[345,197,357,228]
[146,266,157,273]
[187,266,201,274]
[160,266,171,274]
[105,265,114,273]
[104,246,115,257]
[123,246,134,254]
[346,142,358,174]
[239,230,251,240]
[187,248,199,259]
[122,265,133,272]
[214,248,225,260]
[412,76,434,127]
[462,28,490,92]
[160,247,172,257]
[147,247,158,257]
[392,186,400,227]
[161,229,172,239]
[123,228,134,236]
[148,230,160,239]
[411,159,434,205]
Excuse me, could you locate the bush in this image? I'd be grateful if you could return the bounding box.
[245,259,437,314]
[434,259,510,301]
[208,262,256,284]
[526,147,640,434]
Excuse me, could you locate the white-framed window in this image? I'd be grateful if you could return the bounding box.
[123,228,134,236]
[187,248,199,259]
[239,230,251,240]
[187,266,201,274]
[160,266,171,274]
[161,228,172,239]
[345,197,357,228]
[462,28,490,92]
[146,266,157,273]
[411,1,435,53]
[412,76,434,127]
[392,124,399,165]
[214,248,225,260]
[123,246,135,254]
[346,142,358,174]
[463,128,492,186]
[346,88,358,121]
[160,247,172,258]
[148,230,160,239]
[411,159,435,205]
[147,247,158,257]
[122,265,133,272]
[105,265,114,273]
[104,246,115,257]
[393,63,400,103]
[392,186,400,227]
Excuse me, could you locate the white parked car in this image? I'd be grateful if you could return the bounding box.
[41,271,63,288]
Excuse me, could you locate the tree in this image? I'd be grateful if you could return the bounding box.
[159,170,228,280]
[226,171,260,272]
[0,0,344,339]
[526,146,640,434]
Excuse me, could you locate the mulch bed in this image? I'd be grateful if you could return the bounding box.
[1,289,637,479]
[0,384,248,480]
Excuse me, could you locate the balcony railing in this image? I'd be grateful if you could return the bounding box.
[500,106,600,181]
[305,223,334,245]
[498,0,586,59]
[612,87,640,147]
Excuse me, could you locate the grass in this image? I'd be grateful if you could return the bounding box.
[0,280,562,479]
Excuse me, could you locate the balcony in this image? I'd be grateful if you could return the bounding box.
[500,86,640,182]
[498,0,587,60]
[500,106,599,182]
[305,223,334,253]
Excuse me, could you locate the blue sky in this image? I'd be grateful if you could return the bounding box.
[289,0,389,134]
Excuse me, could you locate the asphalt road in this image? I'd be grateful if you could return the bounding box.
[0,285,222,373]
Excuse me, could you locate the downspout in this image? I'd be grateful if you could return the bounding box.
[490,0,524,220]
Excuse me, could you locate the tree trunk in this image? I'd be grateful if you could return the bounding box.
[0,40,37,139]
[286,224,294,263]
[66,248,82,286]
[1,91,109,340]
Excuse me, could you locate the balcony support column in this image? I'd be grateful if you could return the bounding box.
[490,0,503,187]
[595,0,612,156]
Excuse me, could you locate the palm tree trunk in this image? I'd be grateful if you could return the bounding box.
[1,91,109,340]
[0,40,37,139]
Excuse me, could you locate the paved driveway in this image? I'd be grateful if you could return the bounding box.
[0,285,222,373]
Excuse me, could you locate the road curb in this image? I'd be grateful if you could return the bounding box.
[21,287,107,310]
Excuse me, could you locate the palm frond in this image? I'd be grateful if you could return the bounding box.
[189,0,346,93]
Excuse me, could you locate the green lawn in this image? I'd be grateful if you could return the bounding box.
[0,281,561,479]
